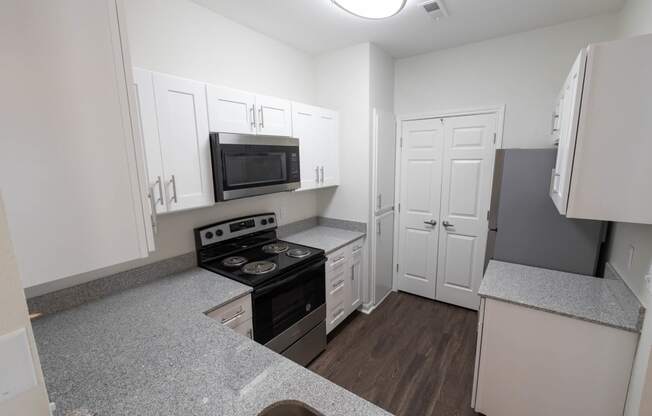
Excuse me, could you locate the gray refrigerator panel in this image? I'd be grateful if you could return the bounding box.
[486,149,604,276]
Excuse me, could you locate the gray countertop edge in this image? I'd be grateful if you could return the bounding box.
[479,293,641,333]
[283,226,366,254]
[480,260,644,334]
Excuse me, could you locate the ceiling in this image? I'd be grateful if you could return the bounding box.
[192,0,625,58]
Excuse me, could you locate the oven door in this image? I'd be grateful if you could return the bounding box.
[252,258,326,345]
[211,133,300,201]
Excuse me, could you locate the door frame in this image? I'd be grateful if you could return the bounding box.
[391,105,505,296]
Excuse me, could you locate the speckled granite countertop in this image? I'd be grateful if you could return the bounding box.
[283,226,365,254]
[31,268,391,416]
[480,261,645,333]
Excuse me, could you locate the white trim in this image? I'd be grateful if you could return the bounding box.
[392,105,505,295]
[359,288,394,315]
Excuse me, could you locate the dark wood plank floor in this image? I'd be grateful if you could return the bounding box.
[309,292,480,416]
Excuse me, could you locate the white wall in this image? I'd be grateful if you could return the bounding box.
[26,0,320,297]
[395,14,618,149]
[0,195,50,415]
[609,3,652,416]
[315,43,371,223]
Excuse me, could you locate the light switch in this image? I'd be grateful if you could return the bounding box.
[0,327,37,403]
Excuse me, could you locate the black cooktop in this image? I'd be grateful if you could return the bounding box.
[199,238,325,287]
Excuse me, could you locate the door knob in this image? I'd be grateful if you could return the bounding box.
[442,221,454,228]
[423,220,437,226]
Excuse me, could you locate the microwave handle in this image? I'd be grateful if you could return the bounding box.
[254,258,327,297]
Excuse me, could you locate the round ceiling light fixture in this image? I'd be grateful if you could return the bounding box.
[331,0,407,19]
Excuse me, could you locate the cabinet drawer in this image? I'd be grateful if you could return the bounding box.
[327,247,348,271]
[206,294,252,329]
[351,239,364,260]
[232,319,254,340]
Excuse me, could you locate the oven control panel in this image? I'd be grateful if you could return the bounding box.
[196,213,277,247]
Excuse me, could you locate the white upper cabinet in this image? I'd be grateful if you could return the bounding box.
[152,72,214,212]
[550,50,585,216]
[206,85,256,134]
[206,86,292,136]
[1,0,153,288]
[550,34,652,224]
[291,102,340,191]
[256,94,292,136]
[291,103,320,189]
[319,110,340,187]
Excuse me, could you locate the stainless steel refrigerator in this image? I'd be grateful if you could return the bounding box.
[485,149,605,275]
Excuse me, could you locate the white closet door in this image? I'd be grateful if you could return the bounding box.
[291,103,320,189]
[550,50,586,215]
[153,73,213,212]
[396,119,444,299]
[319,109,339,186]
[133,68,167,213]
[256,95,292,136]
[206,85,256,134]
[373,109,396,214]
[436,114,496,310]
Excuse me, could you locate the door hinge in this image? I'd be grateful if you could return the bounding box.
[493,133,497,145]
[487,210,490,220]
[400,137,403,148]
[396,264,399,272]
[398,203,401,212]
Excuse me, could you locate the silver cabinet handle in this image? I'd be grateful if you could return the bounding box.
[156,176,164,206]
[551,112,560,134]
[332,279,344,288]
[320,166,324,183]
[331,255,346,264]
[442,221,454,228]
[377,194,382,209]
[147,182,159,234]
[352,245,362,253]
[170,175,178,203]
[424,220,437,226]
[377,222,381,236]
[315,166,320,183]
[550,169,561,193]
[221,307,245,325]
[258,107,264,128]
[250,105,256,130]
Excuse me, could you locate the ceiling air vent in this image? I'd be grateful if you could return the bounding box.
[421,0,449,20]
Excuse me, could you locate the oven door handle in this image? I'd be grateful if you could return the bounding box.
[254,258,327,297]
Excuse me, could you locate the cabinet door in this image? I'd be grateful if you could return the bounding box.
[0,0,150,288]
[133,68,167,214]
[550,50,586,215]
[206,85,256,134]
[153,73,214,212]
[374,212,394,305]
[350,240,364,311]
[256,94,292,136]
[318,109,340,186]
[373,109,396,214]
[291,102,320,190]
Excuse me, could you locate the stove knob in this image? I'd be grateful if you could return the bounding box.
[261,219,268,225]
[205,231,214,239]
[216,229,223,237]
[268,217,275,224]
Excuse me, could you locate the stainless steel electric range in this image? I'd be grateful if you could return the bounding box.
[194,213,327,366]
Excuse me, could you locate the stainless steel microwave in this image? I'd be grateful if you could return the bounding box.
[209,133,300,201]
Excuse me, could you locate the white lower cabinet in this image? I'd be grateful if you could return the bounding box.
[207,294,254,339]
[473,298,638,416]
[325,238,365,334]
